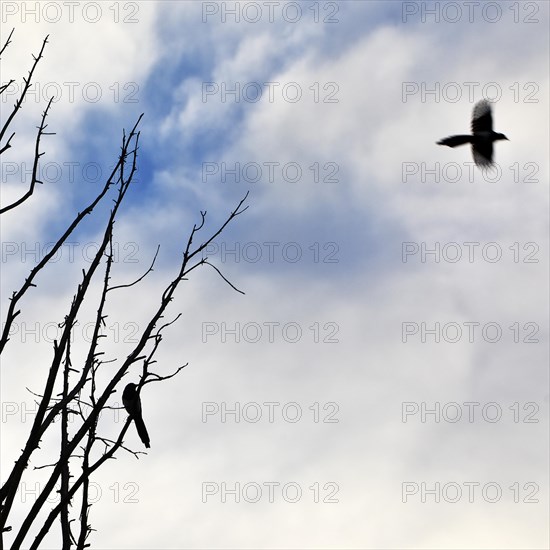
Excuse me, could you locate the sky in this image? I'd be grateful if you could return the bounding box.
[0,1,549,548]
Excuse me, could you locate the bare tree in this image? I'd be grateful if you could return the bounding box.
[0,30,248,548]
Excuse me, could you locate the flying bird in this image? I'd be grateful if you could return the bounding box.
[122,383,150,448]
[437,99,508,167]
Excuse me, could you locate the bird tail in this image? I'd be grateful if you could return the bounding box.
[437,135,473,148]
[134,416,151,448]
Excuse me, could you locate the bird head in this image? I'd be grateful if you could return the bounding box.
[495,133,509,141]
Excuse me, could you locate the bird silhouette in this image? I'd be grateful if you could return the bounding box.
[122,383,150,448]
[437,99,508,167]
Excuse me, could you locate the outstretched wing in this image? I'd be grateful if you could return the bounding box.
[471,99,493,134]
[472,142,493,167]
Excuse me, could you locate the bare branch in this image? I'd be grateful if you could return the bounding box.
[185,191,250,264]
[0,114,144,355]
[0,32,250,546]
[107,245,160,292]
[0,96,55,213]
[0,33,49,147]
[0,120,142,537]
[145,364,188,384]
[202,260,245,294]
[0,28,15,58]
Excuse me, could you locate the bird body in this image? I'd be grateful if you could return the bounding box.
[437,99,508,167]
[122,383,150,448]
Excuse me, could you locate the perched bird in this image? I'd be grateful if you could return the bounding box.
[122,383,150,448]
[437,99,508,167]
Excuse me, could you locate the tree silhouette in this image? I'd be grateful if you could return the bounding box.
[0,30,248,548]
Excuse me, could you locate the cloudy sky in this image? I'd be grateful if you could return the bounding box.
[1,1,549,548]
